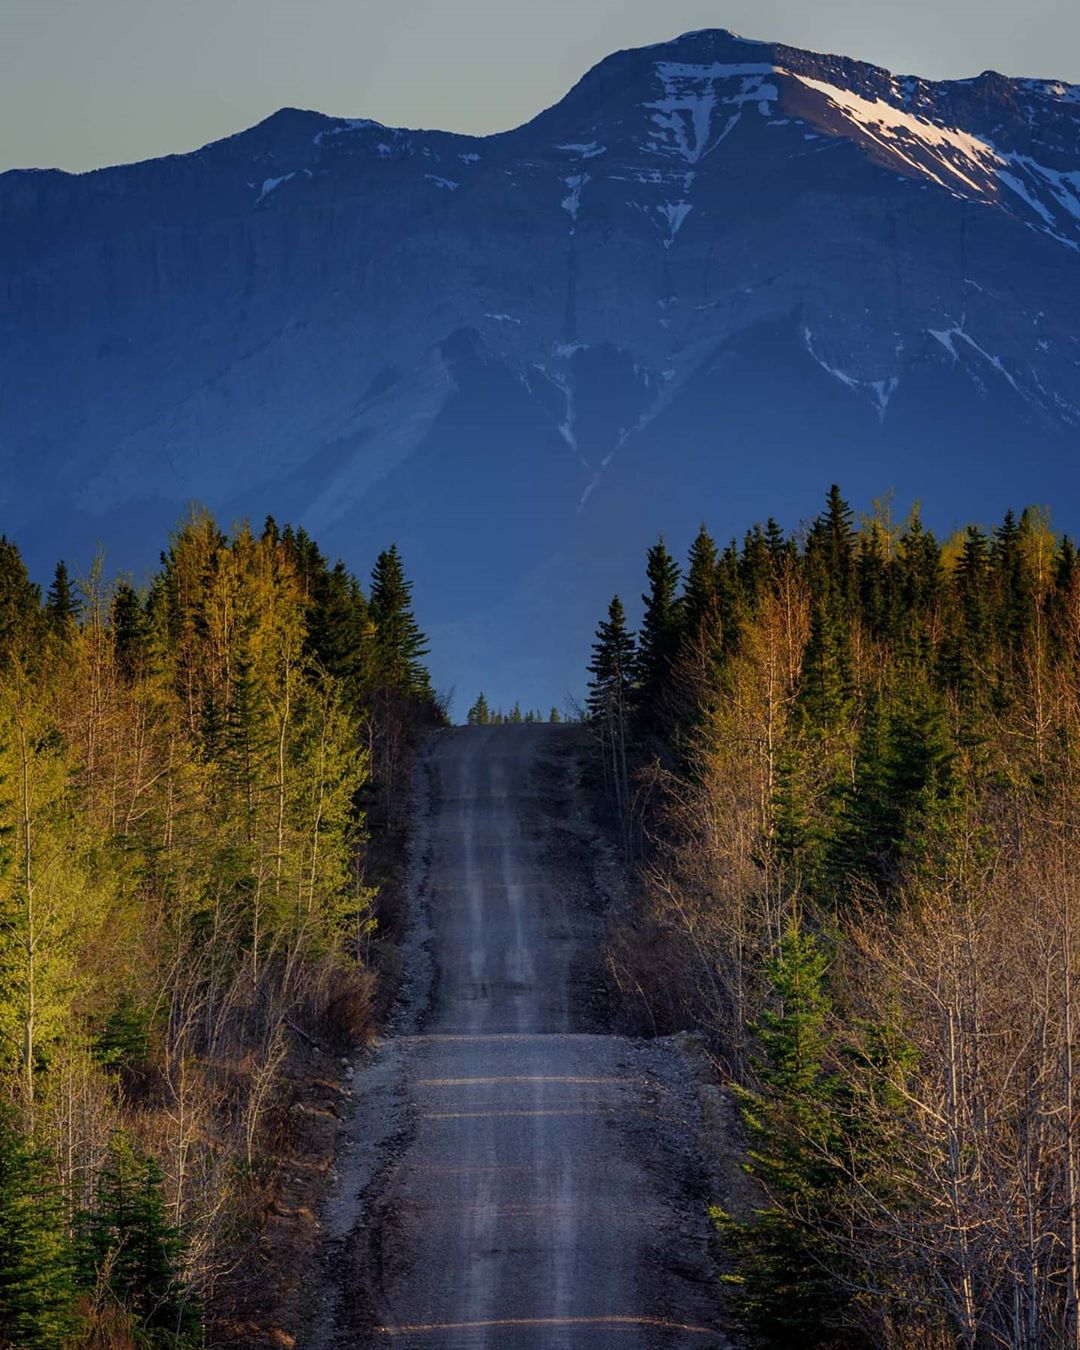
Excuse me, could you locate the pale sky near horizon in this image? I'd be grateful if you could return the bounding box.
[2,0,1077,173]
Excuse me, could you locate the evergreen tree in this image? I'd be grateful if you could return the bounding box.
[893,508,942,660]
[587,598,637,722]
[77,1135,197,1344]
[830,680,955,897]
[856,522,891,638]
[634,538,682,741]
[549,706,561,724]
[467,693,491,726]
[682,523,719,643]
[111,582,151,682]
[588,597,637,820]
[806,486,856,611]
[0,1108,77,1348]
[307,560,370,691]
[369,546,431,697]
[0,538,40,664]
[716,924,851,1344]
[44,560,79,639]
[940,526,992,708]
[740,524,774,604]
[800,598,853,733]
[714,540,745,655]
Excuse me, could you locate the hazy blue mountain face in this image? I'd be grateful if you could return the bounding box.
[2,29,1079,705]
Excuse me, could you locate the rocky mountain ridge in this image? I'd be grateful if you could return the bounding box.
[2,28,1078,703]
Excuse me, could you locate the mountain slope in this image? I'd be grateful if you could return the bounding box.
[2,29,1079,704]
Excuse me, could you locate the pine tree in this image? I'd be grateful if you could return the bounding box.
[369,545,431,697]
[856,521,891,638]
[800,598,853,733]
[682,523,719,643]
[716,923,850,1344]
[549,706,561,724]
[77,1135,197,1344]
[467,693,491,725]
[894,507,942,661]
[0,538,41,665]
[588,597,637,821]
[44,560,79,639]
[0,1108,77,1348]
[634,538,682,742]
[110,582,151,681]
[941,526,992,710]
[806,486,856,612]
[740,524,774,604]
[307,560,370,691]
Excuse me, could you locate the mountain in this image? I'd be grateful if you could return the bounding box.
[2,28,1079,706]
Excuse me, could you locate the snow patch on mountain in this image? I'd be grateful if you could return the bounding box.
[786,73,1080,250]
[313,118,382,146]
[561,173,588,226]
[792,73,1001,194]
[928,322,1021,393]
[255,168,313,204]
[1020,79,1080,105]
[657,201,693,246]
[645,62,780,163]
[802,327,900,423]
[557,142,607,159]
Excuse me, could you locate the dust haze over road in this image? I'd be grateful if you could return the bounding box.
[314,726,728,1348]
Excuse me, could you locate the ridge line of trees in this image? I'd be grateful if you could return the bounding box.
[587,486,1080,1347]
[0,509,442,1346]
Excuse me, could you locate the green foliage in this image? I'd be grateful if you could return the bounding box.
[91,993,151,1075]
[0,1108,77,1348]
[369,544,431,697]
[589,484,1080,1343]
[717,924,853,1345]
[45,561,80,640]
[0,511,440,1342]
[587,596,636,723]
[0,539,41,666]
[467,692,491,725]
[77,1135,198,1345]
[633,538,682,739]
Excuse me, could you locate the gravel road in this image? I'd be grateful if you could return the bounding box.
[312,726,728,1349]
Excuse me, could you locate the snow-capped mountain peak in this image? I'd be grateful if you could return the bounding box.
[1,29,1079,703]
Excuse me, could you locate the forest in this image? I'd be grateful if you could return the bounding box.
[586,487,1080,1349]
[0,510,441,1347]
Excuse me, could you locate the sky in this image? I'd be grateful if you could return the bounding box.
[2,0,1077,173]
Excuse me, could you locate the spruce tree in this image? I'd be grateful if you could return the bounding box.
[634,538,682,741]
[682,523,719,642]
[111,582,151,682]
[307,560,370,691]
[587,598,636,721]
[467,693,491,726]
[78,1135,197,1344]
[588,596,637,818]
[549,706,561,724]
[894,508,942,660]
[806,485,856,611]
[940,526,992,711]
[740,524,774,604]
[716,924,850,1344]
[44,560,79,639]
[369,545,431,697]
[0,538,41,665]
[0,1108,77,1348]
